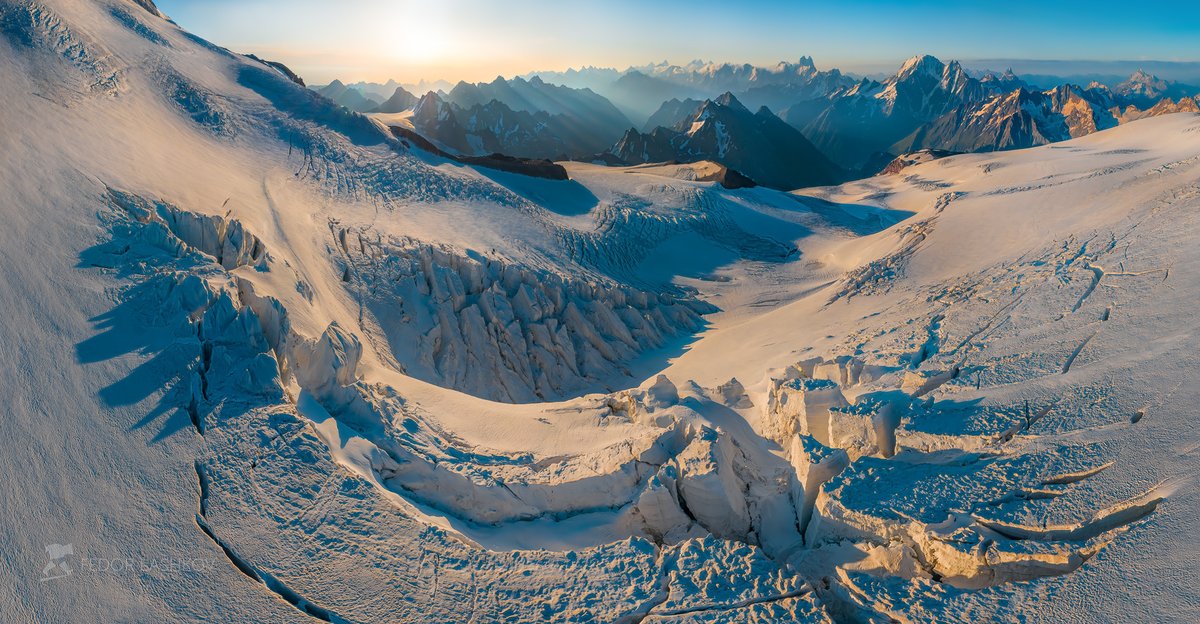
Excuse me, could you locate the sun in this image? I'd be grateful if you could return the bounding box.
[374,7,450,65]
[394,27,447,63]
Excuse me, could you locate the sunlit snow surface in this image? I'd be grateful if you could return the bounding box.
[0,1,1197,622]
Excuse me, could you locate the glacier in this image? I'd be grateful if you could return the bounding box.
[0,1,1197,622]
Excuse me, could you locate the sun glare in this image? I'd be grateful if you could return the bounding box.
[375,6,451,65]
[392,26,447,63]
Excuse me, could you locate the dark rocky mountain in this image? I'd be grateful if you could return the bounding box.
[895,84,1117,153]
[609,127,680,164]
[409,92,471,152]
[316,79,379,112]
[608,93,843,190]
[371,86,419,113]
[403,92,621,159]
[314,77,636,159]
[443,76,631,148]
[897,79,1200,155]
[800,55,1003,169]
[642,98,703,132]
[453,99,571,157]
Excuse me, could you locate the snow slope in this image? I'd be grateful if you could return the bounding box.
[1,1,1198,622]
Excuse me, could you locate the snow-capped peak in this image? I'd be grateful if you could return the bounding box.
[1129,69,1155,83]
[896,54,945,80]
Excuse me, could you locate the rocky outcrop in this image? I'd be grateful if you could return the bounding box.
[457,153,568,180]
[245,54,305,87]
[878,149,958,175]
[1113,96,1200,123]
[130,0,165,18]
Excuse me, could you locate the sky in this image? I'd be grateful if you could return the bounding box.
[155,0,1200,85]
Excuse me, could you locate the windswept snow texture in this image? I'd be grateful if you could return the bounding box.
[1,2,1198,623]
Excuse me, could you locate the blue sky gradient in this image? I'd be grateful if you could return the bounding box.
[155,0,1200,84]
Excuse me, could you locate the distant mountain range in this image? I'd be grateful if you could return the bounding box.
[962,59,1200,88]
[896,81,1200,154]
[405,91,595,159]
[397,77,631,159]
[312,56,1200,189]
[529,57,856,124]
[317,79,382,112]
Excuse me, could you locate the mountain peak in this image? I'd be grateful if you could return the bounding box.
[418,90,442,102]
[713,91,747,112]
[372,86,419,114]
[897,54,944,79]
[1115,70,1172,100]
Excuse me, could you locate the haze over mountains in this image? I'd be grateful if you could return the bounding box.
[316,55,1200,186]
